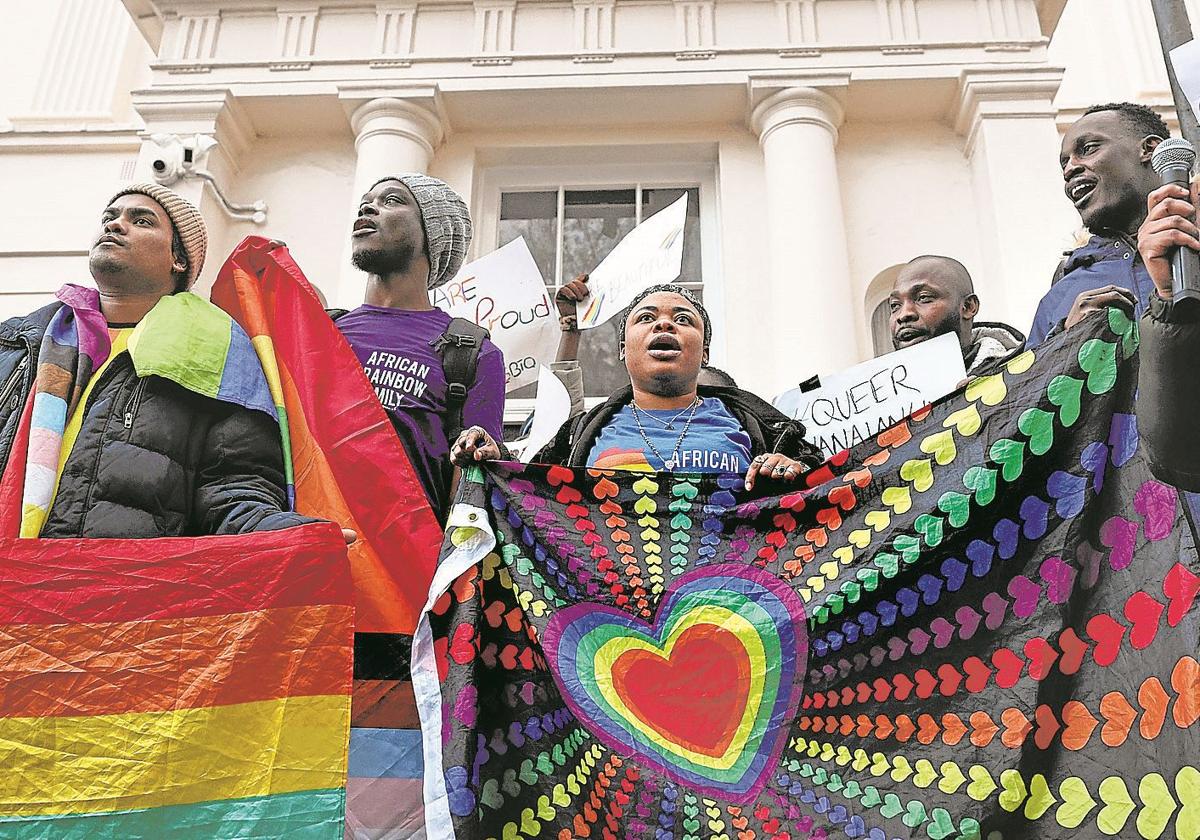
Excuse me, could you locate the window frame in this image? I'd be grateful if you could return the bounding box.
[477,160,723,422]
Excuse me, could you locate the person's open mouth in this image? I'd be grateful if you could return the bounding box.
[95,234,124,248]
[646,334,682,361]
[894,327,926,344]
[351,218,377,237]
[1068,178,1097,209]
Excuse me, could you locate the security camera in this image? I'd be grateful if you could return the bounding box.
[180,134,219,174]
[148,133,185,185]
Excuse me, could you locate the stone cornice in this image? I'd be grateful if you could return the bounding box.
[952,65,1064,155]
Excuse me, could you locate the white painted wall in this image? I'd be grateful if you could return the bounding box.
[0,0,1182,397]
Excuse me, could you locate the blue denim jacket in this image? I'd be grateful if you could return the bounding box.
[1027,234,1155,348]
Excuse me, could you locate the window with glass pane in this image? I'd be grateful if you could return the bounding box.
[498,185,703,400]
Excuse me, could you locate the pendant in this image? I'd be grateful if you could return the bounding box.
[664,456,677,470]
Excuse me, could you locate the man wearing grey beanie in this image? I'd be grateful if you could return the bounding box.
[336,174,505,519]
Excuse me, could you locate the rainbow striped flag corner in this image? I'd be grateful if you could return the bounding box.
[0,523,354,838]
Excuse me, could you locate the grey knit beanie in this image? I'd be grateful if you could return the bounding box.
[371,174,472,289]
[108,183,208,289]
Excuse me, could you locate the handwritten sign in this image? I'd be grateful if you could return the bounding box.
[431,238,559,392]
[576,193,688,329]
[773,333,966,458]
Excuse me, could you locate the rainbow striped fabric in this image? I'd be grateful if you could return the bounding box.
[0,522,354,837]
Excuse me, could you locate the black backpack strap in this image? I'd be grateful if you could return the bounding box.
[430,317,490,440]
[326,308,350,321]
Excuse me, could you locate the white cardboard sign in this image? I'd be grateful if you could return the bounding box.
[1171,39,1200,123]
[514,365,573,463]
[576,193,688,329]
[431,238,559,392]
[772,333,967,458]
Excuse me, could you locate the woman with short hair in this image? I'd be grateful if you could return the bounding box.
[451,283,821,490]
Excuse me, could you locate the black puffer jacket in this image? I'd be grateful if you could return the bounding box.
[0,302,311,538]
[531,384,824,467]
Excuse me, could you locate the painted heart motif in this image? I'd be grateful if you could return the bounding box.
[542,564,807,802]
[1079,338,1119,395]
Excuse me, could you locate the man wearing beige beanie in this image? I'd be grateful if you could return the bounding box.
[0,184,315,539]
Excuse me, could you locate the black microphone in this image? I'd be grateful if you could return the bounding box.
[1151,138,1200,304]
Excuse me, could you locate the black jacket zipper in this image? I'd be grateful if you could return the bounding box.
[0,357,28,409]
[124,378,148,429]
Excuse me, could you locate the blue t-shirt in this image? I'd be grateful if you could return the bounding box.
[587,398,752,473]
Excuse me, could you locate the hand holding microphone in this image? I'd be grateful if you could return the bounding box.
[1141,138,1200,306]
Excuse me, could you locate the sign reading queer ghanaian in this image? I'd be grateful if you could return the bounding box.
[576,193,688,329]
[0,524,353,838]
[414,310,1200,840]
[431,238,560,392]
[774,333,966,458]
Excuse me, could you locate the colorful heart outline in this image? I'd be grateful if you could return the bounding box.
[542,564,808,802]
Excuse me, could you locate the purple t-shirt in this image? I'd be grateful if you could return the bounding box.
[337,305,505,517]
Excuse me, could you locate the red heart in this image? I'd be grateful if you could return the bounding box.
[484,601,506,627]
[573,814,591,837]
[499,644,519,670]
[804,465,835,488]
[1087,613,1126,667]
[828,485,856,511]
[1033,703,1060,750]
[766,531,787,549]
[780,492,806,512]
[557,484,584,504]
[565,503,589,519]
[856,714,872,736]
[547,465,575,486]
[937,663,962,696]
[872,677,891,702]
[815,507,843,531]
[839,715,855,735]
[1057,627,1089,674]
[1124,592,1165,650]
[1164,563,1200,627]
[875,715,894,738]
[991,648,1024,689]
[961,656,992,693]
[829,449,850,466]
[600,500,622,515]
[611,624,750,757]
[504,608,524,633]
[892,673,913,701]
[1023,637,1059,680]
[449,624,477,664]
[913,669,936,700]
[856,683,871,703]
[894,715,916,742]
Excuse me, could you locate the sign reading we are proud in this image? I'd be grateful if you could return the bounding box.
[773,333,966,458]
[431,238,560,391]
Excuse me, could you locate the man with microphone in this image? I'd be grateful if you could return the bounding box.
[1135,154,1200,491]
[1027,103,1171,346]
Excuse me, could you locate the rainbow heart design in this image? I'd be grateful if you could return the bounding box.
[542,564,807,801]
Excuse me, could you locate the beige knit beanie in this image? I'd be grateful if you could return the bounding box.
[108,184,208,289]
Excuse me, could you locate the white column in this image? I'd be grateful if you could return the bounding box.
[955,68,1076,333]
[750,86,859,387]
[24,0,133,121]
[334,97,444,308]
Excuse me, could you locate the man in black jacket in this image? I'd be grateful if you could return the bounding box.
[0,184,314,539]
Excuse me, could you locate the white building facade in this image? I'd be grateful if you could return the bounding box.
[0,0,1188,400]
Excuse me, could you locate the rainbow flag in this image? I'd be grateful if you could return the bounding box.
[211,236,446,837]
[0,522,354,837]
[210,236,441,638]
